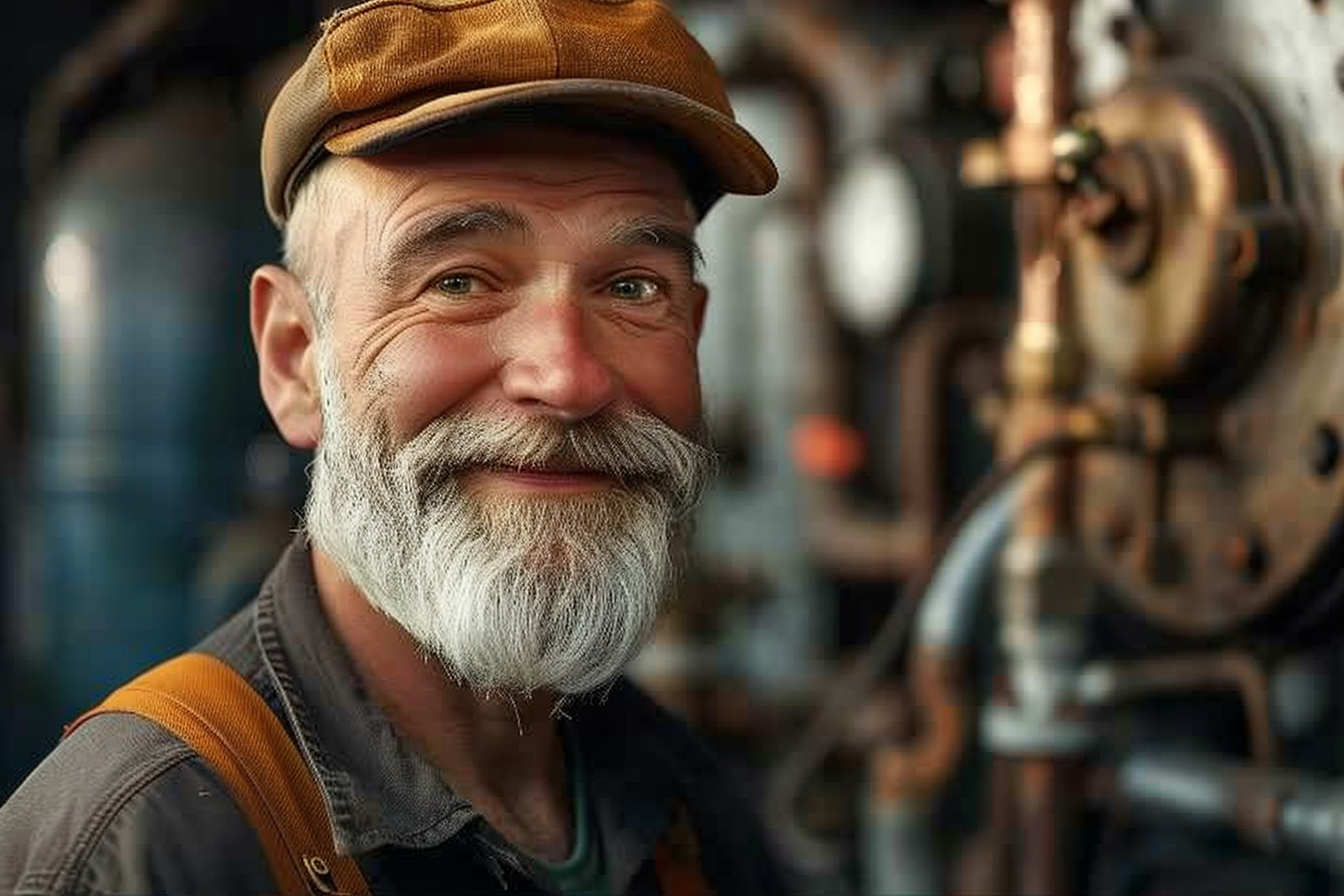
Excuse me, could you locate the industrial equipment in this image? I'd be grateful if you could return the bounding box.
[685,2,1344,895]
[5,0,312,791]
[12,3,1344,895]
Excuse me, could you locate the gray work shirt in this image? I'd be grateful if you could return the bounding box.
[0,539,785,895]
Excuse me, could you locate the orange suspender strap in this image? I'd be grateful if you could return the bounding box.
[653,803,716,896]
[67,651,718,896]
[64,652,369,896]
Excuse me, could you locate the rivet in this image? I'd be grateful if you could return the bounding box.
[1107,15,1132,45]
[1147,530,1187,586]
[302,854,346,895]
[1101,514,1133,554]
[1222,533,1269,583]
[1309,423,1341,478]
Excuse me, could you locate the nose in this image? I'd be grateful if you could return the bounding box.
[499,300,620,421]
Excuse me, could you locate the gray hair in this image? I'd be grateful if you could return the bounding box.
[280,160,344,329]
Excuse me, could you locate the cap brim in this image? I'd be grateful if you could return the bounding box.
[318,78,778,206]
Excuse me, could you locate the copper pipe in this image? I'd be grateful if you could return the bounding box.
[1001,0,1078,401]
[999,0,1079,539]
[996,4,1082,896]
[1016,758,1087,896]
[1003,0,1077,187]
[806,301,1006,580]
[1078,651,1278,768]
[805,502,930,582]
[953,757,1019,896]
[870,646,969,803]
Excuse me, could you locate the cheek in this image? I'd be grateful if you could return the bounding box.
[362,328,501,438]
[614,335,702,434]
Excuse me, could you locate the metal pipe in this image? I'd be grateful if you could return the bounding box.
[805,303,1005,582]
[861,486,1018,895]
[1116,750,1344,872]
[992,1,1083,893]
[863,791,938,896]
[870,483,1018,790]
[1077,652,1278,767]
[916,484,1019,650]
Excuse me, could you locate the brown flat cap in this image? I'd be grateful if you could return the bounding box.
[261,0,779,226]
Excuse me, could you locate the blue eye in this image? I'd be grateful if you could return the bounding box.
[609,277,661,301]
[435,274,478,296]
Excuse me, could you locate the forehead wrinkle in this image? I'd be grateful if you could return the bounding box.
[374,202,532,289]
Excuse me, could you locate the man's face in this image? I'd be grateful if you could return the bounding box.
[312,123,708,445]
[290,124,717,696]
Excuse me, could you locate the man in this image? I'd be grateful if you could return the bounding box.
[0,1,784,893]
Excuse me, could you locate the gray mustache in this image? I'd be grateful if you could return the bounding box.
[391,410,717,509]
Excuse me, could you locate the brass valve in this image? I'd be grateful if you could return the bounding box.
[1051,124,1107,188]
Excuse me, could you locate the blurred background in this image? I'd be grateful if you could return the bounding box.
[11,1,1344,894]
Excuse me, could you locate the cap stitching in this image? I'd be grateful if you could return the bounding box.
[324,0,498,28]
[528,0,563,80]
[321,19,341,109]
[320,0,503,110]
[267,0,779,223]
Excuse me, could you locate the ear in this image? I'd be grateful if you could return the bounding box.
[251,264,322,450]
[690,283,709,344]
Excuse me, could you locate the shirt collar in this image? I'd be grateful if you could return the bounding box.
[252,538,477,855]
[251,536,679,885]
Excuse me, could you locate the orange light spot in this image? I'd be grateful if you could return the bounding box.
[793,414,867,480]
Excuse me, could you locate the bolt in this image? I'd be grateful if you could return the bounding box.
[1224,208,1306,287]
[1224,221,1258,282]
[1107,15,1132,45]
[1101,514,1133,555]
[1294,307,1318,345]
[1309,423,1341,478]
[1222,532,1269,583]
[1146,530,1187,587]
[1052,125,1107,186]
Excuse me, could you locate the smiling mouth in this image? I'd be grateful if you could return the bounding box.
[467,464,621,493]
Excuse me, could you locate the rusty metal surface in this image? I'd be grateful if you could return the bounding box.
[1066,0,1344,642]
[870,646,969,802]
[1016,758,1088,896]
[805,300,1008,580]
[983,5,1097,896]
[1069,65,1289,390]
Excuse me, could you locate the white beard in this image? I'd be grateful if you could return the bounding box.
[302,342,716,697]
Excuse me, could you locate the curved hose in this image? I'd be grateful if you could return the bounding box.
[764,431,1116,870]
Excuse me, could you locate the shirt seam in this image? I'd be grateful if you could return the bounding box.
[25,738,196,894]
[252,548,479,853]
[253,587,354,841]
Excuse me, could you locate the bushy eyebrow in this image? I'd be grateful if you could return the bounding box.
[376,203,530,288]
[374,204,703,290]
[606,216,704,275]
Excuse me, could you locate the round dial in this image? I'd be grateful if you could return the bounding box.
[818,148,925,335]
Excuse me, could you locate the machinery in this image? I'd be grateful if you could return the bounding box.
[671,1,1344,894]
[3,0,315,791]
[11,2,1344,894]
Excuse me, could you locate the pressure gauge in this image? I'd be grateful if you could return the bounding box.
[817,148,926,336]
